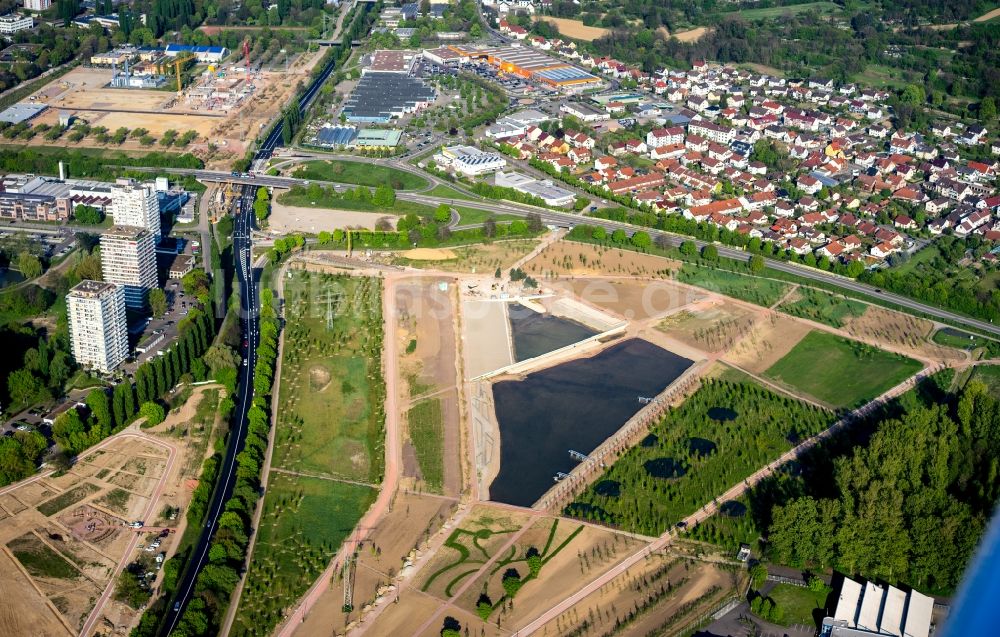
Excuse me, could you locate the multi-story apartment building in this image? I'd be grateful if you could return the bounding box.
[109,179,160,239]
[67,280,128,373]
[100,226,158,309]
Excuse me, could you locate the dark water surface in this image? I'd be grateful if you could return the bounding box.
[489,338,693,507]
[507,302,598,361]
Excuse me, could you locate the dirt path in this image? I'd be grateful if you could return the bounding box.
[274,272,404,637]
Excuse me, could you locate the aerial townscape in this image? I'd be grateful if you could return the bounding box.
[1,1,1000,637]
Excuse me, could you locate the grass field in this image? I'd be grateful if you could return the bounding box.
[9,534,79,579]
[932,327,995,350]
[277,187,438,218]
[425,184,478,201]
[291,159,429,190]
[972,365,1000,393]
[677,264,789,307]
[566,379,834,536]
[272,272,385,483]
[454,206,520,226]
[36,482,100,517]
[764,331,923,408]
[851,64,913,89]
[232,473,376,637]
[407,398,444,492]
[778,287,867,328]
[766,583,830,627]
[723,1,839,19]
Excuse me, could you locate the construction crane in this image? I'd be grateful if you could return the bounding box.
[243,40,251,80]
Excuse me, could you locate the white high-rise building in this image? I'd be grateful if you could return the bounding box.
[100,226,158,309]
[67,280,128,373]
[109,179,160,239]
[23,0,50,12]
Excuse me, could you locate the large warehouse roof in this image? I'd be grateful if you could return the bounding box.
[0,102,47,124]
[342,72,436,122]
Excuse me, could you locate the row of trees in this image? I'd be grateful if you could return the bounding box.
[165,289,280,636]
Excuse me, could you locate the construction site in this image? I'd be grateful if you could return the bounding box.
[24,40,319,160]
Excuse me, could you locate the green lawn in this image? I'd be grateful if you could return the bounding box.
[425,184,478,201]
[852,64,913,90]
[290,159,428,190]
[277,187,438,218]
[37,482,100,517]
[972,365,1000,393]
[677,264,790,307]
[454,205,520,226]
[722,1,839,20]
[932,327,995,350]
[764,331,923,408]
[767,583,831,627]
[407,398,444,492]
[272,273,385,483]
[778,288,867,328]
[232,473,376,637]
[565,379,834,536]
[9,534,79,579]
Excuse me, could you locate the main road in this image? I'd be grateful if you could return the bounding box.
[140,167,1000,338]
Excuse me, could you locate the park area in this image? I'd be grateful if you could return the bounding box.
[231,271,386,637]
[763,330,923,408]
[565,376,835,536]
[676,265,790,307]
[289,159,429,190]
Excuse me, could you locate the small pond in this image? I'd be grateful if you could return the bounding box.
[0,268,26,289]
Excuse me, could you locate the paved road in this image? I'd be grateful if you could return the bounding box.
[136,166,1000,338]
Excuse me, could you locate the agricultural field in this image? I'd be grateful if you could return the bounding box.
[777,287,866,328]
[533,16,610,40]
[231,271,386,636]
[676,265,790,307]
[763,331,923,408]
[406,398,445,492]
[566,378,834,536]
[289,159,429,190]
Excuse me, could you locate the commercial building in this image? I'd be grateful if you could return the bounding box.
[822,577,933,637]
[312,125,358,148]
[67,281,128,373]
[0,101,46,124]
[0,192,70,221]
[0,13,32,34]
[164,44,228,63]
[494,171,575,206]
[354,128,403,149]
[560,101,609,122]
[446,44,601,92]
[422,46,469,65]
[364,49,418,74]
[23,0,50,11]
[100,226,158,309]
[435,145,507,176]
[341,72,436,122]
[110,179,160,239]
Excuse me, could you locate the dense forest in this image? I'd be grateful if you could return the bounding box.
[764,375,999,592]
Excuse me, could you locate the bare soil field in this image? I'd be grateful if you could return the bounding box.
[725,312,812,374]
[534,16,610,40]
[0,548,71,636]
[555,277,703,321]
[293,492,457,637]
[657,25,711,42]
[658,300,758,354]
[536,550,738,637]
[402,248,457,261]
[842,306,966,364]
[269,203,399,234]
[462,299,514,379]
[523,241,680,278]
[396,277,463,495]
